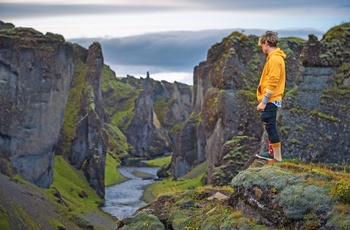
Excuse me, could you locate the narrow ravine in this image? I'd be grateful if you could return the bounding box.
[101,166,158,219]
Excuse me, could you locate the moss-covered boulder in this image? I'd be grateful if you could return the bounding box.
[230,166,350,229]
[117,211,164,230]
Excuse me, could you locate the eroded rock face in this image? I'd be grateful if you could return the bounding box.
[114,75,192,158]
[0,24,74,188]
[171,115,206,178]
[279,27,350,163]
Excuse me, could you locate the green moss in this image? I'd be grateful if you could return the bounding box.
[294,126,304,132]
[169,123,185,138]
[102,65,140,132]
[46,156,105,215]
[120,211,164,230]
[104,152,128,187]
[238,89,257,106]
[280,126,290,136]
[202,89,220,132]
[155,185,263,230]
[334,62,350,85]
[145,156,172,167]
[0,205,10,230]
[290,107,306,114]
[60,60,91,155]
[104,123,129,158]
[279,184,332,220]
[145,162,207,201]
[288,138,301,145]
[308,110,341,122]
[153,96,174,124]
[323,86,350,99]
[330,179,350,203]
[285,85,298,97]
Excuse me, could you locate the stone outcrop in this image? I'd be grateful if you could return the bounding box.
[0,22,74,188]
[171,23,350,185]
[229,166,346,229]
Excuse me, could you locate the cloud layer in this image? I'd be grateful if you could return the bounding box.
[1,0,349,84]
[69,28,324,84]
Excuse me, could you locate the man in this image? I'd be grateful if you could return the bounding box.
[255,31,286,162]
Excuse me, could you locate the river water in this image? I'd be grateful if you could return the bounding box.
[101,166,159,219]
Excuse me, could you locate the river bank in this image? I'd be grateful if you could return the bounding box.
[101,166,159,219]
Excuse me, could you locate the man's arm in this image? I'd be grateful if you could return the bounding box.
[257,92,273,111]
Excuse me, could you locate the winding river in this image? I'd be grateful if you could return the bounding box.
[101,166,159,219]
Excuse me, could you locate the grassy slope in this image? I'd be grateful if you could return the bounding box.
[143,160,210,203]
[46,156,116,229]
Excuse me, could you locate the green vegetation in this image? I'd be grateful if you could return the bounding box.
[284,85,298,97]
[105,152,128,187]
[44,156,113,229]
[143,159,350,229]
[170,194,264,230]
[48,156,104,210]
[308,110,341,122]
[238,89,257,106]
[0,205,10,230]
[153,96,174,124]
[288,138,301,145]
[279,126,290,136]
[61,60,87,155]
[143,161,208,203]
[102,66,139,130]
[120,211,164,230]
[145,156,172,167]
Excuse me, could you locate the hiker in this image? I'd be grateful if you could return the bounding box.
[255,31,286,163]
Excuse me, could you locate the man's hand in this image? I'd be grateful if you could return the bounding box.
[257,102,266,111]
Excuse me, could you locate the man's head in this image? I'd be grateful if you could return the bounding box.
[258,31,279,54]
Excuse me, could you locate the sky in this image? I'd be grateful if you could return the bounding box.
[1,0,349,85]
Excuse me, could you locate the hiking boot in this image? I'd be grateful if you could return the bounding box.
[256,152,274,160]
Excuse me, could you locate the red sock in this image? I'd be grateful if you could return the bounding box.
[268,140,274,155]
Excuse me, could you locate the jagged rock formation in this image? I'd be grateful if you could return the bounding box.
[172,23,350,185]
[102,73,192,159]
[55,42,107,198]
[0,22,74,188]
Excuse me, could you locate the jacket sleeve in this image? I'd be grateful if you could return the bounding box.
[266,56,282,94]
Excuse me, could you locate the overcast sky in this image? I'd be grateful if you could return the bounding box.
[1,0,349,84]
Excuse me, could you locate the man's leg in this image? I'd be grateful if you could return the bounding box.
[271,142,282,161]
[257,103,282,161]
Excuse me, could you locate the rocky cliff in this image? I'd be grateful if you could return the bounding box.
[0,22,108,199]
[0,22,74,188]
[172,23,350,185]
[102,72,192,159]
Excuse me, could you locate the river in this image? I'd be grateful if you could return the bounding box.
[101,166,159,219]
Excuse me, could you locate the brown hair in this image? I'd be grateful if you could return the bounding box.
[258,31,279,47]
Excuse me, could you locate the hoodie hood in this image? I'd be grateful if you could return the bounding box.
[267,47,286,61]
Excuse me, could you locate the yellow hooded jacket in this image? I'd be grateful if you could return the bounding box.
[257,48,286,103]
